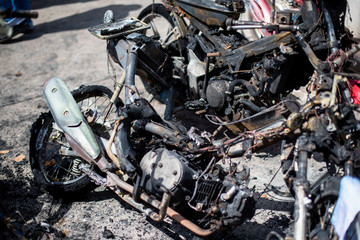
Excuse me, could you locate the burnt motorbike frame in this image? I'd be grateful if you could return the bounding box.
[128,0,338,133]
[94,0,359,236]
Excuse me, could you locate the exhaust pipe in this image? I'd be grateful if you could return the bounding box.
[43,78,101,160]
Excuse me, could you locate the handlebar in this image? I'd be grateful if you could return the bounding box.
[0,9,38,19]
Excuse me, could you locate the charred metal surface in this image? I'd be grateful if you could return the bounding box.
[241,107,286,130]
[111,35,172,90]
[106,171,217,236]
[237,32,295,59]
[188,16,296,71]
[88,18,150,40]
[144,122,182,145]
[175,0,243,26]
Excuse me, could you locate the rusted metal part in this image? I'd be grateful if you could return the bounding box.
[227,126,292,157]
[107,172,217,236]
[110,72,126,104]
[150,192,171,221]
[106,116,125,174]
[175,0,243,27]
[170,11,187,38]
[118,193,157,218]
[202,51,221,99]
[188,17,231,62]
[333,43,360,69]
[240,31,295,58]
[286,112,303,131]
[226,18,301,32]
[191,16,296,71]
[79,163,107,185]
[81,166,156,217]
[65,133,111,171]
[241,107,286,130]
[108,177,158,218]
[296,34,321,70]
[144,122,182,145]
[230,31,295,70]
[202,56,213,99]
[166,206,216,236]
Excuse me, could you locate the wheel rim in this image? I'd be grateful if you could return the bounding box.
[141,13,177,48]
[38,119,89,185]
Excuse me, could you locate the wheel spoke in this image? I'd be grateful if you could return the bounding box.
[97,101,114,124]
[49,156,65,180]
[161,28,176,46]
[148,18,161,40]
[56,162,81,179]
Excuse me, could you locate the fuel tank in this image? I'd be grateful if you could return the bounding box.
[174,0,245,26]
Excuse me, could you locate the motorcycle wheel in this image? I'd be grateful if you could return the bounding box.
[308,176,340,240]
[138,3,184,56]
[137,3,187,103]
[30,85,121,197]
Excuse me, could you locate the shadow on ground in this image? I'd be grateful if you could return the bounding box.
[7,3,141,43]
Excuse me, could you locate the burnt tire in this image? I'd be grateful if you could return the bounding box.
[138,4,177,52]
[137,4,187,103]
[29,85,120,197]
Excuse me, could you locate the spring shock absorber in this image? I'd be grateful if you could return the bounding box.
[71,158,83,177]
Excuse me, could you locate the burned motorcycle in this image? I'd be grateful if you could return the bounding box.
[130,0,320,129]
[30,76,257,235]
[29,0,360,237]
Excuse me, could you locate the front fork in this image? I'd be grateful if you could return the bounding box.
[116,41,175,120]
[293,135,312,240]
[293,134,355,239]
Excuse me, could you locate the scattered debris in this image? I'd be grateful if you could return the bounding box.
[15,71,22,77]
[0,150,10,154]
[261,193,269,200]
[14,154,26,162]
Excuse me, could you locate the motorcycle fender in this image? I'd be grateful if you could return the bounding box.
[43,78,100,160]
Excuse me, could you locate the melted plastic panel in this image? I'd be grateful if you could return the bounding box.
[88,18,150,39]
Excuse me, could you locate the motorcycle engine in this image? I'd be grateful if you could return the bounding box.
[139,148,196,203]
[139,148,255,225]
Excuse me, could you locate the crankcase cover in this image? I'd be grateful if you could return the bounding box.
[140,148,195,199]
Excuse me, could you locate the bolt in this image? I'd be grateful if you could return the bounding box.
[51,88,57,93]
[172,170,177,175]
[63,110,69,116]
[211,206,220,214]
[158,163,163,168]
